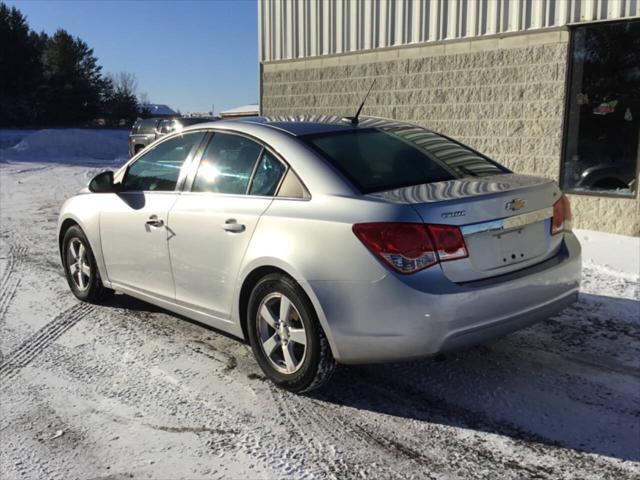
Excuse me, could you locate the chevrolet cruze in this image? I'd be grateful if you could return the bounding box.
[58,116,581,392]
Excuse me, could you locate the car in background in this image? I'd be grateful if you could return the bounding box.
[576,162,637,192]
[128,118,162,157]
[60,115,581,393]
[128,117,213,157]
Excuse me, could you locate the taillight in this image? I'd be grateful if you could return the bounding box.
[428,225,469,262]
[353,223,467,274]
[551,194,572,235]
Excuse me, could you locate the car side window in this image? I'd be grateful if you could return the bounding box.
[192,133,262,194]
[277,169,309,199]
[249,151,286,196]
[121,132,204,192]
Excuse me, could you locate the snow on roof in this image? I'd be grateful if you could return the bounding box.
[141,104,177,116]
[219,104,259,117]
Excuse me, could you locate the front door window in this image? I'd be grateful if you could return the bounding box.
[122,132,204,191]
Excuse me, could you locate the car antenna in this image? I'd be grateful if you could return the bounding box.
[343,79,375,126]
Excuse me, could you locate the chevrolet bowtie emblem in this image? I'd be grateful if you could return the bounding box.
[505,198,526,211]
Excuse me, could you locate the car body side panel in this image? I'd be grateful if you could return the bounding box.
[233,194,424,355]
[99,192,179,301]
[232,254,343,357]
[58,191,247,340]
[109,282,246,339]
[168,192,273,321]
[240,194,422,283]
[57,193,112,289]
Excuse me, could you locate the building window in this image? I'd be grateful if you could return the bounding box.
[562,20,639,197]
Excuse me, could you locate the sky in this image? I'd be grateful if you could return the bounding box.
[9,0,259,115]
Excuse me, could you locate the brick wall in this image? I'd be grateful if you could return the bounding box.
[261,30,640,236]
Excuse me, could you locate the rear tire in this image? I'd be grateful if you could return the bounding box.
[62,225,113,303]
[247,273,336,393]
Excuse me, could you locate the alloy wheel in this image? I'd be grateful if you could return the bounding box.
[68,238,91,291]
[256,292,307,374]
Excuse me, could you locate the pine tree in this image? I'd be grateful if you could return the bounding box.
[1,1,144,127]
[0,3,44,125]
[40,29,110,125]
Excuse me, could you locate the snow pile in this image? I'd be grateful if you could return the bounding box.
[574,229,640,280]
[0,130,34,149]
[0,129,128,164]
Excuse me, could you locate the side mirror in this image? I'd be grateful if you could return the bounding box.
[88,171,115,193]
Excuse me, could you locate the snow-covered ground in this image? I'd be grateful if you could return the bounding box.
[0,130,38,150]
[0,129,638,479]
[0,128,128,165]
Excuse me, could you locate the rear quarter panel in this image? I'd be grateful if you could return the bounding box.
[233,194,423,349]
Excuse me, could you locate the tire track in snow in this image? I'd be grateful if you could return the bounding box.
[3,440,66,480]
[271,386,411,479]
[0,303,94,381]
[0,244,28,327]
[274,369,494,477]
[286,387,450,478]
[350,367,635,479]
[275,364,626,479]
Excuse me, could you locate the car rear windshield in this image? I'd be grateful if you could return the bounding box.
[302,126,508,193]
[136,119,159,134]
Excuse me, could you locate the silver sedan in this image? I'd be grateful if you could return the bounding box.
[58,116,581,392]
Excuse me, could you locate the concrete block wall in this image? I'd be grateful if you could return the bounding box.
[261,29,640,236]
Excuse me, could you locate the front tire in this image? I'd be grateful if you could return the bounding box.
[247,274,336,393]
[62,225,113,303]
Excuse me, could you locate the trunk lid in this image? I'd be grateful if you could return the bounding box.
[368,173,564,282]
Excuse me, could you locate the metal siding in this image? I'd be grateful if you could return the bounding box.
[413,0,421,41]
[336,0,343,53]
[259,0,640,61]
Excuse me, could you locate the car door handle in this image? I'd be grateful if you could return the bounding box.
[145,215,164,227]
[222,218,245,233]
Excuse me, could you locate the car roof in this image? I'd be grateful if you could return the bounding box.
[184,115,415,136]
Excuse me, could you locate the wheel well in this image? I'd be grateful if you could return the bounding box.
[58,219,80,258]
[134,144,144,154]
[238,266,289,341]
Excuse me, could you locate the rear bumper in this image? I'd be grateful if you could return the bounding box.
[311,233,581,364]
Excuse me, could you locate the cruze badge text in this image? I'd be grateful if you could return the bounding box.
[441,210,466,219]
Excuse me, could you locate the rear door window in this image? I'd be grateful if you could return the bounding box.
[249,151,286,196]
[192,133,262,194]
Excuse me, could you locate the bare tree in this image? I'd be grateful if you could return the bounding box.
[138,91,150,107]
[108,71,138,96]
